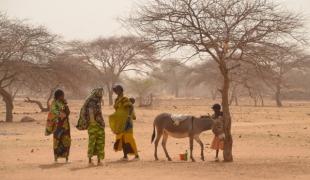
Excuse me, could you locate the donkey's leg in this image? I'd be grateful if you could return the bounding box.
[194,135,204,161]
[154,130,163,161]
[162,132,172,161]
[189,136,195,162]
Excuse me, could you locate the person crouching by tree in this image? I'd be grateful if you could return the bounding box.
[45,89,71,163]
[109,85,139,161]
[210,103,224,162]
[77,88,105,165]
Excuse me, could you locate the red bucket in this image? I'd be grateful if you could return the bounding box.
[179,153,187,161]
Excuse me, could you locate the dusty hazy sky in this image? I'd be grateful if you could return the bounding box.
[0,0,309,40]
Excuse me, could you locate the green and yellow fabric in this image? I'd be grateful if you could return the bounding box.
[77,88,105,160]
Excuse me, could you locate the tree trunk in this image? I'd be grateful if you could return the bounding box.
[0,88,14,122]
[108,89,113,106]
[138,96,143,106]
[229,93,234,106]
[221,68,233,162]
[229,87,236,106]
[253,97,258,107]
[234,96,239,106]
[275,84,282,107]
[174,85,179,98]
[259,94,264,107]
[211,89,217,100]
[105,82,114,106]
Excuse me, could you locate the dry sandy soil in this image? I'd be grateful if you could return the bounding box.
[1,98,310,180]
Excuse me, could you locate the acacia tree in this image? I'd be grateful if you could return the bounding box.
[125,77,155,106]
[70,36,157,105]
[152,60,188,97]
[239,71,267,107]
[285,67,310,99]
[129,0,305,161]
[24,53,103,111]
[223,60,268,106]
[245,46,310,107]
[188,61,222,100]
[0,14,58,122]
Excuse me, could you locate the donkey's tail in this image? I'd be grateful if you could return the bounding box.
[151,122,156,144]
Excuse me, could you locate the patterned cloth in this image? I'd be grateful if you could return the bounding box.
[76,88,105,130]
[109,95,133,134]
[45,100,71,159]
[88,121,105,159]
[77,88,105,159]
[109,95,138,156]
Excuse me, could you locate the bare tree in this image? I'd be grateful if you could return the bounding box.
[23,53,103,111]
[285,67,310,100]
[245,45,310,107]
[125,77,155,106]
[129,0,306,161]
[152,59,189,97]
[187,61,222,100]
[227,61,268,106]
[0,13,58,122]
[70,36,157,105]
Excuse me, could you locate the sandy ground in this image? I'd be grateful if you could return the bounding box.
[1,98,310,180]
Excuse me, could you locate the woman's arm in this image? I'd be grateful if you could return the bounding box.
[128,105,133,117]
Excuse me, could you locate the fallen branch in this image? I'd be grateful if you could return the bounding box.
[24,97,49,112]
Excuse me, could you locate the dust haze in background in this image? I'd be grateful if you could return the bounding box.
[0,0,309,42]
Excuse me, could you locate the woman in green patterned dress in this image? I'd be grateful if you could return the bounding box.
[77,88,105,165]
[45,89,71,162]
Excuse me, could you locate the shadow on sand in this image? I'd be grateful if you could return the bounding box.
[69,159,138,171]
[38,162,69,169]
[70,163,104,171]
[105,159,138,165]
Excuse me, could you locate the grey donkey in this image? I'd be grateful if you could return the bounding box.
[151,113,224,162]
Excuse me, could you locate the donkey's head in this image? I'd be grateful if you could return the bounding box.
[212,117,225,140]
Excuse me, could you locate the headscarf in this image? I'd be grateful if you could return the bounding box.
[76,88,103,130]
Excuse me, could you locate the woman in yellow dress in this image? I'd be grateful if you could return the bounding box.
[109,85,139,160]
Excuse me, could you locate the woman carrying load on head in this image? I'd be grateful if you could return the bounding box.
[45,89,71,162]
[109,85,139,161]
[77,88,105,165]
